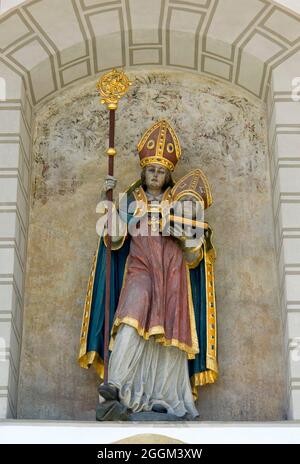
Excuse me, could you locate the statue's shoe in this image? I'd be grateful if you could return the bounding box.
[151,403,168,414]
[98,383,119,401]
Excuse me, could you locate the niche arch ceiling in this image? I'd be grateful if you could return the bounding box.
[0,0,299,106]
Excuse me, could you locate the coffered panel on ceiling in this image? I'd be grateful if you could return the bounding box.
[127,0,163,45]
[237,32,284,97]
[24,0,88,66]
[203,56,232,80]
[9,39,56,103]
[130,48,162,66]
[263,7,300,44]
[0,11,33,52]
[171,0,209,5]
[86,8,125,72]
[205,0,268,59]
[167,7,203,69]
[80,0,121,9]
[272,49,300,92]
[60,59,91,86]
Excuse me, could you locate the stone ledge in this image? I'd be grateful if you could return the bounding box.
[0,420,300,444]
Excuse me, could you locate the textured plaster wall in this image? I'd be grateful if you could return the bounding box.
[17,70,286,421]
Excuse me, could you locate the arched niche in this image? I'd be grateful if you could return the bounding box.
[0,0,299,420]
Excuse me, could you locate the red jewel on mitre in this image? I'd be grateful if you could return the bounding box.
[137,120,181,172]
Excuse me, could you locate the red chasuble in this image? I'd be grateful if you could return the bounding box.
[109,212,199,360]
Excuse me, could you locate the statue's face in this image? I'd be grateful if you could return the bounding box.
[144,164,168,190]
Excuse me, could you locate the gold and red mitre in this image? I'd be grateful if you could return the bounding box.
[171,168,213,209]
[137,119,181,172]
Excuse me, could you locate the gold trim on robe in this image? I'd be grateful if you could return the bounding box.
[109,317,199,360]
[78,237,101,370]
[190,227,218,400]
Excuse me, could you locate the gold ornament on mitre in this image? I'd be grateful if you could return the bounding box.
[171,168,213,209]
[137,119,181,172]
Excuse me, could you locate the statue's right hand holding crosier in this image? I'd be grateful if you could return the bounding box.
[100,174,117,201]
[99,175,126,243]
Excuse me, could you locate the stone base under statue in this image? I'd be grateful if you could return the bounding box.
[96,400,193,422]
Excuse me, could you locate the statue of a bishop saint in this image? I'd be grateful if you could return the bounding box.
[78,119,218,420]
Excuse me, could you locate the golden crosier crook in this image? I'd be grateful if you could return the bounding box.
[96,68,132,111]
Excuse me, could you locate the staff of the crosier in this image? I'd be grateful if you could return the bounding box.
[96,69,131,384]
